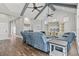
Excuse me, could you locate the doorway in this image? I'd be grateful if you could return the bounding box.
[0,23,9,40]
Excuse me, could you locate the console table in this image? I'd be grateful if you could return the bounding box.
[49,39,67,56]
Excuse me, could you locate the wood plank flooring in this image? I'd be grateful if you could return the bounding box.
[0,37,78,56]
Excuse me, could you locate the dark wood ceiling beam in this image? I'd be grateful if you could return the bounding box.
[48,4,56,11]
[34,4,48,20]
[50,3,77,8]
[20,3,29,16]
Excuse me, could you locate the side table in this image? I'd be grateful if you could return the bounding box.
[49,39,67,56]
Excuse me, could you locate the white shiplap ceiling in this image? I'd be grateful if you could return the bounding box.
[0,3,77,20]
[4,3,25,16]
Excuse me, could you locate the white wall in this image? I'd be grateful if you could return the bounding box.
[0,14,10,40]
[16,18,24,36]
[32,20,42,32]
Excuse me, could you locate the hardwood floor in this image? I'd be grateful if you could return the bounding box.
[68,40,78,56]
[0,37,78,56]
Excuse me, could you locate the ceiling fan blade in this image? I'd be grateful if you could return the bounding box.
[32,9,35,12]
[37,6,43,8]
[33,3,36,7]
[50,15,53,17]
[36,8,40,12]
[47,14,53,17]
[48,15,52,17]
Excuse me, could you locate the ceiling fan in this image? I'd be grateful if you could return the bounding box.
[47,4,54,17]
[27,3,44,12]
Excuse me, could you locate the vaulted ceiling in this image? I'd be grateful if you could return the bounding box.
[0,3,77,21]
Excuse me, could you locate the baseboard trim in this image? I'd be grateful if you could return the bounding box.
[0,37,10,40]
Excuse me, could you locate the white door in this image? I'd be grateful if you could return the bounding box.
[0,23,9,40]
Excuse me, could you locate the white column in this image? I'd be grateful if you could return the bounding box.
[77,4,79,55]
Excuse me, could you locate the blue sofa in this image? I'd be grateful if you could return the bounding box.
[21,31,51,52]
[21,31,76,52]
